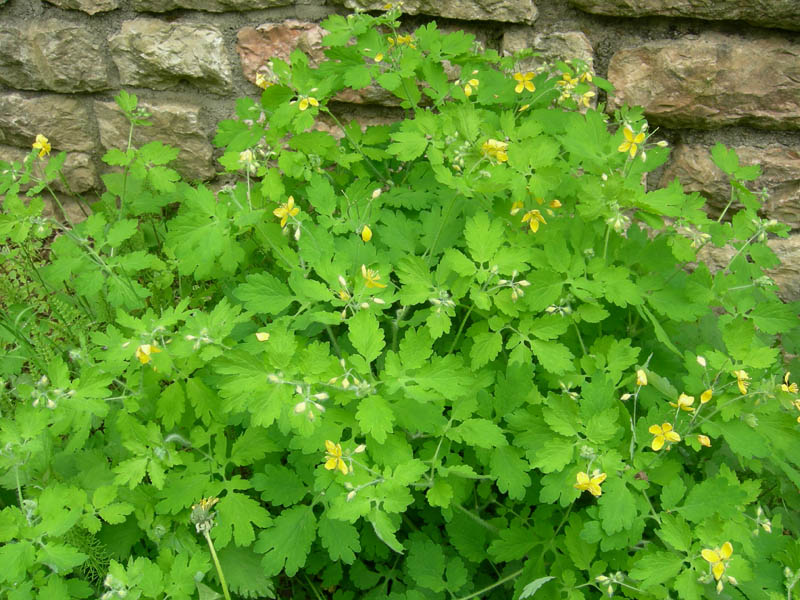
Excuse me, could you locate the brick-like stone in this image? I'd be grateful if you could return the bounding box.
[95,100,214,181]
[660,144,800,230]
[133,0,290,11]
[608,33,800,130]
[330,0,537,24]
[0,145,98,194]
[0,94,96,153]
[109,20,232,95]
[43,0,120,14]
[699,235,800,302]
[237,21,398,105]
[503,29,594,71]
[0,20,112,92]
[569,0,800,32]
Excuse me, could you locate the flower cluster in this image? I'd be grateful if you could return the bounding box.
[481,138,508,163]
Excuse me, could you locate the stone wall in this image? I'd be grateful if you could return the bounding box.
[1,0,799,298]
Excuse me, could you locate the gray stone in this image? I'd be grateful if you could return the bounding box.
[133,0,290,11]
[569,0,800,32]
[503,29,594,72]
[660,144,800,230]
[330,0,537,24]
[699,235,800,302]
[43,0,120,14]
[109,19,232,95]
[0,20,112,92]
[608,33,800,130]
[0,93,96,152]
[95,100,214,181]
[0,145,98,194]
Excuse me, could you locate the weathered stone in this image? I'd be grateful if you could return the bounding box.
[330,0,537,24]
[133,0,290,11]
[43,0,120,14]
[95,100,214,181]
[699,235,800,302]
[503,29,594,72]
[608,33,800,130]
[0,20,112,92]
[109,20,232,95]
[660,144,800,229]
[0,145,98,194]
[237,21,398,105]
[569,0,800,32]
[0,93,95,153]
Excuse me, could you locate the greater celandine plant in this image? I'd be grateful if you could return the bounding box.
[1,6,799,600]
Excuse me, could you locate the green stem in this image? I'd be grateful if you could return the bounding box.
[322,108,388,185]
[454,568,523,600]
[455,504,499,533]
[203,530,231,600]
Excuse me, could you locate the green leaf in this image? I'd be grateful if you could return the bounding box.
[406,534,446,592]
[750,301,800,335]
[597,478,637,534]
[530,339,574,375]
[658,513,692,552]
[449,418,507,449]
[470,331,502,369]
[519,577,556,599]
[157,381,185,430]
[388,130,428,161]
[487,523,535,562]
[629,551,685,589]
[356,395,395,443]
[235,272,295,315]
[528,436,574,473]
[253,465,308,507]
[465,212,504,263]
[677,477,747,523]
[368,509,404,554]
[426,480,454,508]
[217,491,273,548]
[318,516,361,564]
[490,446,531,500]
[348,310,386,364]
[38,543,88,572]
[217,545,276,600]
[255,505,316,576]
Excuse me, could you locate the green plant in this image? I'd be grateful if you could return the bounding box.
[1,7,800,599]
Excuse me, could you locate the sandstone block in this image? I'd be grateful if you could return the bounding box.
[608,33,800,129]
[661,144,800,230]
[0,145,98,194]
[95,100,215,181]
[503,29,594,71]
[43,0,120,13]
[109,19,233,95]
[0,94,96,153]
[569,0,800,32]
[329,0,537,24]
[237,21,398,105]
[0,20,112,92]
[133,0,290,11]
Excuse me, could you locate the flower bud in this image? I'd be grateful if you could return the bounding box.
[294,227,301,241]
[294,401,307,413]
[354,444,366,453]
[697,355,707,368]
[372,188,382,199]
[360,302,370,310]
[346,490,357,502]
[656,140,669,147]
[313,392,329,400]
[338,275,348,288]
[373,297,386,305]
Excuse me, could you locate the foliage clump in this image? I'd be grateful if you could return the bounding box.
[1,7,800,600]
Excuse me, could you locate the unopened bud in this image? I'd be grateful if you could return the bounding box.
[267,374,280,383]
[295,385,303,395]
[697,355,707,368]
[360,302,370,309]
[620,393,632,401]
[294,227,301,241]
[354,444,366,453]
[497,279,508,285]
[294,401,306,413]
[371,188,382,199]
[346,490,357,501]
[352,377,360,386]
[518,279,530,287]
[656,140,668,147]
[342,378,350,388]
[373,297,385,305]
[313,392,329,400]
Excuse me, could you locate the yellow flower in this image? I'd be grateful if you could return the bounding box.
[361,225,372,242]
[558,72,579,88]
[135,344,162,365]
[580,91,595,108]
[697,434,711,448]
[618,126,646,158]
[32,134,51,158]
[574,470,607,497]
[361,264,387,288]
[549,199,562,209]
[794,400,800,423]
[782,372,798,394]
[670,393,695,413]
[733,370,750,395]
[337,288,350,301]
[298,96,319,111]
[700,389,713,403]
[481,138,508,162]
[636,369,648,386]
[513,71,535,93]
[255,72,272,90]
[518,103,530,112]
[255,332,270,342]
[648,422,680,451]
[273,196,300,228]
[510,200,524,216]
[374,53,384,62]
[580,71,593,83]
[702,541,733,581]
[521,209,546,233]
[239,149,254,164]
[464,78,479,97]
[324,440,349,475]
